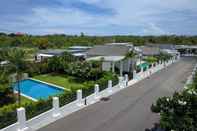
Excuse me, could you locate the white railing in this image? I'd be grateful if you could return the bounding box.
[0,57,179,131]
[184,63,197,89]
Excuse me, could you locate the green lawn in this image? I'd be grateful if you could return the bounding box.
[33,74,85,91]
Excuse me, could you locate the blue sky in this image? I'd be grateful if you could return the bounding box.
[0,0,197,35]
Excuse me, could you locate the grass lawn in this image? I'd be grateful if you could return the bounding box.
[33,74,85,91]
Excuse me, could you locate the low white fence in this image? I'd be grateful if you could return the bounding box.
[0,57,179,131]
[184,63,197,89]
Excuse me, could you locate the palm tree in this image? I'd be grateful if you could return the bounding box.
[3,48,26,106]
[125,51,137,71]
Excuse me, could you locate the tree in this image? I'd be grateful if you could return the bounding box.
[3,48,26,106]
[151,71,197,131]
[125,51,137,59]
[33,38,49,49]
[156,53,172,62]
[80,32,85,37]
[125,51,137,71]
[0,70,15,107]
[151,91,197,130]
[143,56,158,64]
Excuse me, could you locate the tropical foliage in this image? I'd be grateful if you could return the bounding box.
[1,48,27,105]
[155,53,173,62]
[125,51,137,58]
[0,33,197,49]
[0,70,15,107]
[151,73,197,130]
[143,56,158,64]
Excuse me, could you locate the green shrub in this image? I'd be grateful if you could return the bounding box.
[25,99,52,120]
[58,91,76,107]
[0,103,18,129]
[0,71,118,129]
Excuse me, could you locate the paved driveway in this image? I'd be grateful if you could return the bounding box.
[38,57,196,131]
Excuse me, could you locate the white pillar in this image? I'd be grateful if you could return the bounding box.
[118,77,124,88]
[17,107,28,131]
[94,84,100,99]
[124,74,128,87]
[108,80,112,93]
[76,90,83,106]
[52,97,61,118]
[133,70,137,79]
[140,67,143,73]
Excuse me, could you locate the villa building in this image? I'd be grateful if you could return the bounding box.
[86,43,136,76]
[35,49,66,62]
[35,46,92,62]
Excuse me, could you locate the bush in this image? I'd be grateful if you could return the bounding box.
[0,103,18,129]
[151,91,197,130]
[25,99,52,120]
[96,72,118,91]
[0,91,76,129]
[59,91,76,107]
[0,84,15,107]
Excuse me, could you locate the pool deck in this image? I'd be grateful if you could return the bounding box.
[14,90,38,102]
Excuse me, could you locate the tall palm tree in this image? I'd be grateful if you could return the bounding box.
[3,48,26,106]
[125,51,137,71]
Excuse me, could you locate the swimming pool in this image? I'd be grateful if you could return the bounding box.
[13,79,64,101]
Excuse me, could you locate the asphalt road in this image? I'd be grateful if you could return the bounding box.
[38,57,196,131]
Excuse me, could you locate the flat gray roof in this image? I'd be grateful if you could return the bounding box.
[38,49,66,56]
[87,45,131,57]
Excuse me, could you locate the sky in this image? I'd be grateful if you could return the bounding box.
[0,0,197,36]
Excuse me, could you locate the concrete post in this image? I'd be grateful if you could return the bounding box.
[17,107,28,131]
[76,90,83,106]
[94,84,100,99]
[108,80,112,93]
[118,77,124,88]
[124,74,128,87]
[52,97,61,118]
[140,67,143,73]
[133,70,137,80]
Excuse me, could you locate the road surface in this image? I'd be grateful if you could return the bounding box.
[38,57,196,131]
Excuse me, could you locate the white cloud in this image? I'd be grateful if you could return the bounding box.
[142,23,168,35]
[1,0,197,35]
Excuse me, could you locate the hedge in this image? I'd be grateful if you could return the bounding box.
[0,103,17,129]
[59,91,76,107]
[0,90,77,129]
[0,72,118,129]
[82,72,118,97]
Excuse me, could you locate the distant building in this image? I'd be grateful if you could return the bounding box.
[86,43,136,76]
[138,44,180,60]
[87,44,132,57]
[138,46,160,56]
[176,45,197,56]
[35,46,92,62]
[35,49,66,62]
[68,46,92,58]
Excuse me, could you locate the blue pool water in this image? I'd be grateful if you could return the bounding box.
[13,79,64,100]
